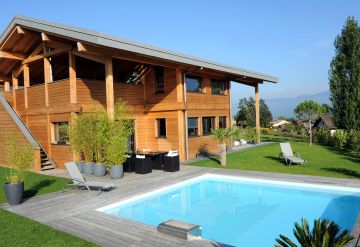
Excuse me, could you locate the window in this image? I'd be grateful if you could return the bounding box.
[154,66,164,94]
[186,75,203,93]
[188,117,199,137]
[219,116,227,128]
[211,79,226,95]
[51,122,69,145]
[202,117,215,135]
[156,118,166,138]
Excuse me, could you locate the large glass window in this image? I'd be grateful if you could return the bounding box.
[154,66,164,94]
[202,117,215,135]
[211,79,226,95]
[219,116,227,128]
[156,118,166,138]
[188,117,199,137]
[186,75,203,93]
[51,122,69,145]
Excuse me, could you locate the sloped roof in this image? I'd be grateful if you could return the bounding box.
[319,115,336,129]
[0,16,278,83]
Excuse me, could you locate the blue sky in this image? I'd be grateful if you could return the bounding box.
[1,0,359,102]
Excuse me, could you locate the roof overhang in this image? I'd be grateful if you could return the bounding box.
[0,16,279,84]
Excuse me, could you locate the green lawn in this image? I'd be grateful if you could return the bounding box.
[0,209,97,247]
[0,167,97,246]
[190,142,360,179]
[0,167,69,204]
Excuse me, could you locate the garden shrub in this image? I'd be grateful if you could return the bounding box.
[346,130,360,154]
[333,129,347,149]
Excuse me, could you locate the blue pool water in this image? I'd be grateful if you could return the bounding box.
[99,175,360,246]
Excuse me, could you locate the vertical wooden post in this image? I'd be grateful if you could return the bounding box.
[255,83,261,143]
[24,65,30,109]
[105,57,114,119]
[4,81,10,92]
[44,54,51,107]
[69,51,77,104]
[12,73,18,110]
[176,68,186,160]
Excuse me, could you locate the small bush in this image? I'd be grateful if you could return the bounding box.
[346,130,360,154]
[333,129,347,149]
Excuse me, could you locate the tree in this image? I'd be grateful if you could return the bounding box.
[211,127,237,166]
[236,97,273,128]
[294,100,322,146]
[321,103,332,115]
[275,218,353,247]
[329,16,360,130]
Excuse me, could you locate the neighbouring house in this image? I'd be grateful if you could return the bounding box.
[270,119,290,129]
[0,16,278,170]
[314,115,336,132]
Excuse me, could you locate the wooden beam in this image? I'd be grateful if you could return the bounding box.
[13,65,24,78]
[16,26,25,35]
[23,65,30,109]
[12,73,18,110]
[73,50,106,64]
[4,81,10,92]
[29,43,45,57]
[0,51,26,61]
[44,48,51,107]
[105,57,114,119]
[77,42,88,52]
[69,51,77,104]
[41,32,50,42]
[22,46,71,65]
[255,83,260,144]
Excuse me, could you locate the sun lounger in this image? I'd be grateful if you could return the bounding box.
[63,162,114,194]
[279,143,306,165]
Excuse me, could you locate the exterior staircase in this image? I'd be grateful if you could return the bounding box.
[0,93,56,171]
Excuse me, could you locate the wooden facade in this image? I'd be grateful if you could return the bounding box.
[0,17,277,170]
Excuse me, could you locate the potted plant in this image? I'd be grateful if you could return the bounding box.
[105,100,134,179]
[70,112,96,175]
[93,111,110,177]
[197,142,209,158]
[4,136,33,205]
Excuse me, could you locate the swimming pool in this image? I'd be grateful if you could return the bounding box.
[97,174,360,246]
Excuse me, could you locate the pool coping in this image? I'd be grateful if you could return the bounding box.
[2,166,360,247]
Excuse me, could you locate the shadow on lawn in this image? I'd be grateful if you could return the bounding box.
[321,168,360,179]
[23,179,56,199]
[209,156,221,165]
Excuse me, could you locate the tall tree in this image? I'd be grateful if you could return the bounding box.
[236,97,272,128]
[294,100,323,146]
[329,16,360,130]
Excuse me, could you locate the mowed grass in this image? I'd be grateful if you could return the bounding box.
[190,142,360,179]
[0,209,97,247]
[0,167,97,247]
[0,167,68,204]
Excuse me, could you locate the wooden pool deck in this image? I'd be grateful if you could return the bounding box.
[2,165,360,247]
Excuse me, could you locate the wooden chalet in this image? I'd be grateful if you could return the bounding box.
[0,16,278,170]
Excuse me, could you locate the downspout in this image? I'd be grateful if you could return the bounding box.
[183,72,189,160]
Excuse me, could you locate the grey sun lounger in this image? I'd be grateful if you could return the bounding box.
[63,162,114,194]
[279,143,306,165]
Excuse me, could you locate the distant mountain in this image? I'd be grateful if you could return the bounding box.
[231,91,331,119]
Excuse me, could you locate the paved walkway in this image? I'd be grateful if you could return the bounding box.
[2,166,360,247]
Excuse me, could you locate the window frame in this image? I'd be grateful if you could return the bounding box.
[219,116,227,128]
[154,66,165,94]
[202,117,215,136]
[185,75,203,94]
[187,117,199,137]
[51,121,70,145]
[211,79,226,95]
[156,118,167,138]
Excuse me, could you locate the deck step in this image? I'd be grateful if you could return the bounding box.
[157,220,202,240]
